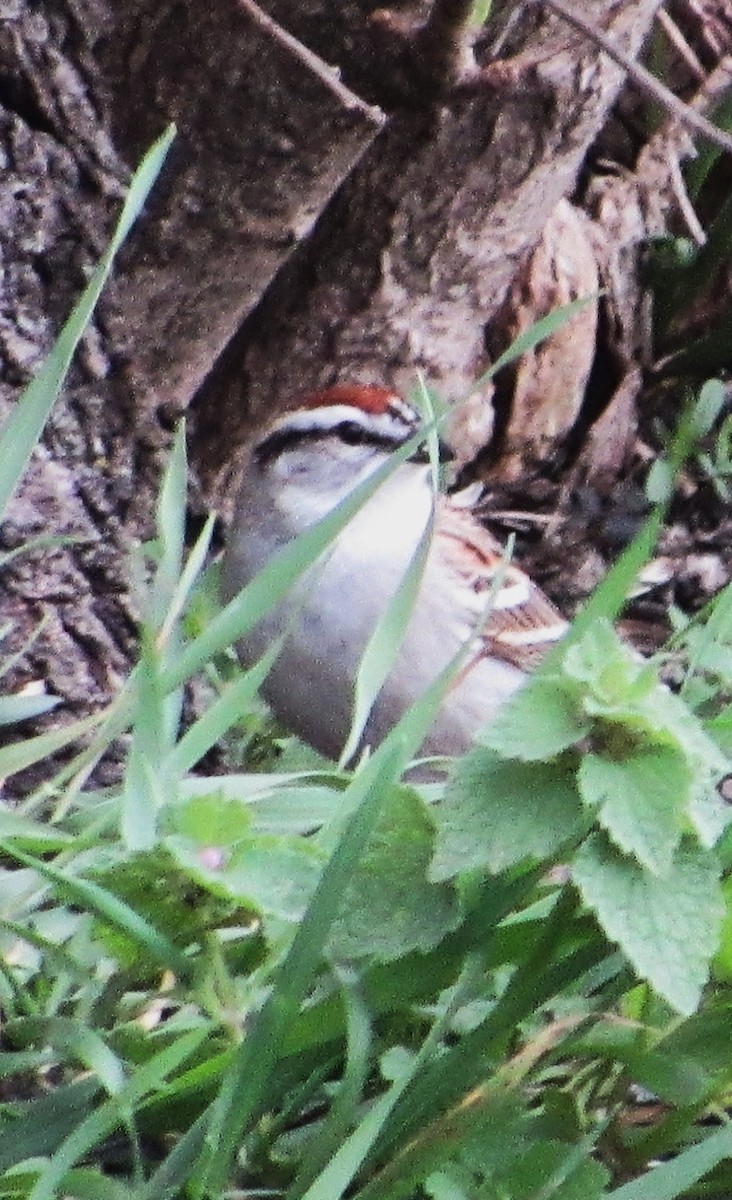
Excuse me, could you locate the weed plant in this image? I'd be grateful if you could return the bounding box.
[1,132,732,1200]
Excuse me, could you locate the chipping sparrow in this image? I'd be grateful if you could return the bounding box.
[222,384,568,763]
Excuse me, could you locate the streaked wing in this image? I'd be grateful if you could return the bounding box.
[436,498,568,672]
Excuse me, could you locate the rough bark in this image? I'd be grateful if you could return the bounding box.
[191,0,666,509]
[0,0,688,785]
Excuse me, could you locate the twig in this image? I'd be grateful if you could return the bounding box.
[656,7,706,83]
[532,0,732,158]
[237,0,384,121]
[666,149,706,245]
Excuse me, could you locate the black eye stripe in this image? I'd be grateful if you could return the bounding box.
[336,420,370,445]
[254,426,313,466]
[254,420,409,465]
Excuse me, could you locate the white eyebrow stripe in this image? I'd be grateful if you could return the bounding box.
[495,624,567,647]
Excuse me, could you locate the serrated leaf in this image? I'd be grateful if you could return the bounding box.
[572,833,723,1014]
[329,787,458,961]
[563,619,626,684]
[579,744,689,874]
[563,620,655,710]
[705,705,732,753]
[688,780,732,849]
[480,678,590,761]
[648,685,729,771]
[431,748,586,879]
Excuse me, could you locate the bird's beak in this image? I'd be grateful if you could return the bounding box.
[409,438,454,465]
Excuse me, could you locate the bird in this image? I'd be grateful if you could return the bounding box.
[222,384,568,764]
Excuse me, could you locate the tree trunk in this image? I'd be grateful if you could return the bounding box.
[0,0,711,788]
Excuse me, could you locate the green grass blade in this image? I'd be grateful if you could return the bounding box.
[339,509,435,767]
[298,956,486,1200]
[167,642,282,774]
[0,713,101,781]
[150,421,188,627]
[608,1121,732,1200]
[339,374,446,768]
[0,840,191,978]
[120,632,170,850]
[26,1028,207,1200]
[193,738,409,1196]
[139,1112,209,1200]
[288,967,373,1197]
[195,580,504,1194]
[468,295,598,396]
[158,514,216,647]
[0,125,175,520]
[18,1016,125,1096]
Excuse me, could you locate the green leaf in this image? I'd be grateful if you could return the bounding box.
[579,743,690,875]
[180,773,344,834]
[563,620,655,708]
[25,1029,206,1200]
[625,1002,732,1106]
[645,457,675,504]
[359,1091,532,1200]
[296,958,495,1200]
[572,833,723,1014]
[479,677,590,761]
[151,421,188,623]
[432,748,586,878]
[168,830,323,922]
[329,787,458,961]
[690,377,727,438]
[195,663,462,1195]
[0,713,101,782]
[168,789,325,921]
[688,779,732,850]
[712,874,732,982]
[85,847,212,972]
[493,1137,609,1200]
[121,634,168,852]
[0,1081,101,1171]
[173,791,254,844]
[167,644,281,774]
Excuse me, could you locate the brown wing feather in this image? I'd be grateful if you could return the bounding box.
[436,499,568,673]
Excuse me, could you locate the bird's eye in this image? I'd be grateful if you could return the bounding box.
[337,421,369,446]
